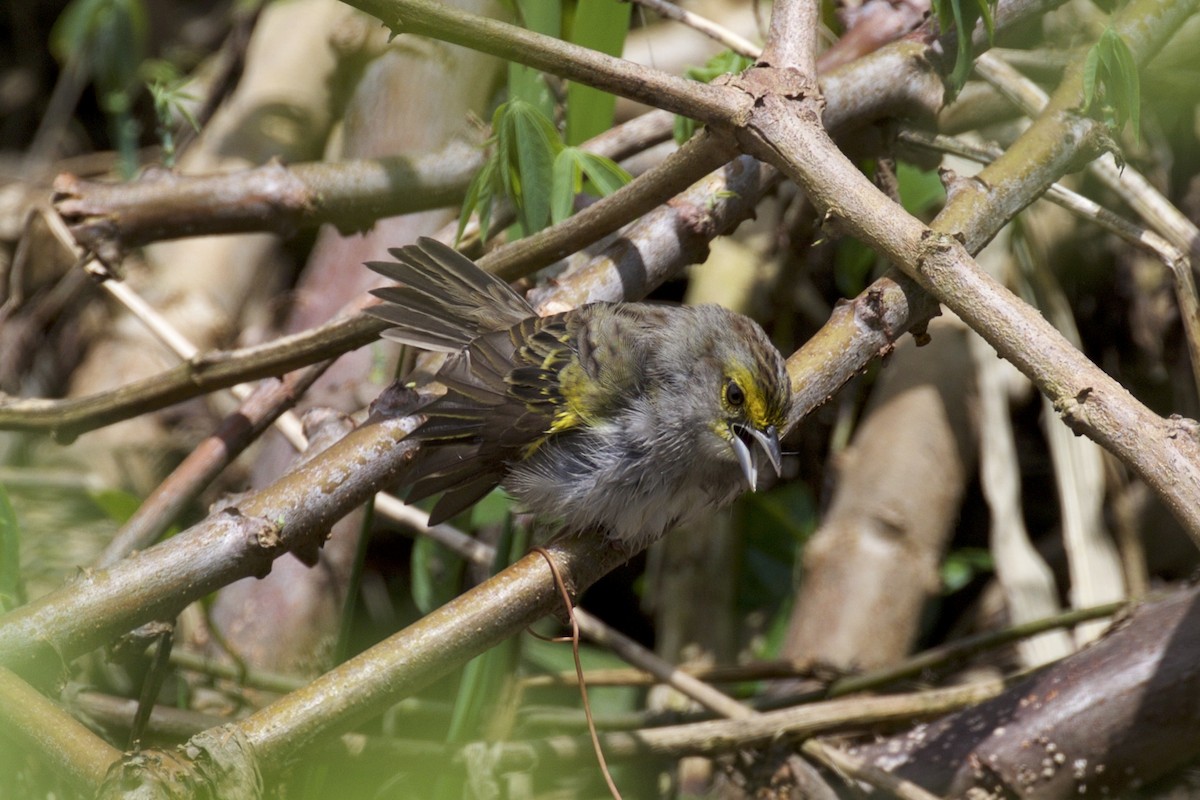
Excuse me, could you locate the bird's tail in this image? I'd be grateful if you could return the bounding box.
[365,238,538,523]
[365,237,534,352]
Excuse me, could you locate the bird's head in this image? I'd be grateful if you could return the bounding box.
[674,307,791,491]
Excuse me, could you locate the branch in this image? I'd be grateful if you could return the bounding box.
[0,312,384,439]
[345,0,742,127]
[760,0,820,72]
[854,586,1200,795]
[95,360,334,566]
[54,147,482,264]
[54,110,678,259]
[732,0,1200,541]
[628,0,760,58]
[481,129,737,281]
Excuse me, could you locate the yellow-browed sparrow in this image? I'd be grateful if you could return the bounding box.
[368,238,791,549]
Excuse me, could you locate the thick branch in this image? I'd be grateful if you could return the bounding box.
[760,0,820,72]
[0,405,422,676]
[55,147,481,263]
[855,586,1200,796]
[237,536,627,765]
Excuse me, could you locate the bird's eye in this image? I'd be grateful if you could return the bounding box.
[725,379,745,407]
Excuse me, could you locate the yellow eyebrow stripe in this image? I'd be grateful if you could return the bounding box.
[726,363,777,428]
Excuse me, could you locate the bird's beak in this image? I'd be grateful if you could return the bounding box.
[729,423,783,491]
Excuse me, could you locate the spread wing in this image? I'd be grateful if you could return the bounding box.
[403,313,588,523]
[366,237,534,352]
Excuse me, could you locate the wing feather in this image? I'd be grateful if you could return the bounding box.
[368,238,600,520]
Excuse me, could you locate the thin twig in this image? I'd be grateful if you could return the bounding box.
[38,208,317,449]
[97,360,334,566]
[628,0,761,58]
[533,547,623,800]
[898,130,1190,275]
[802,739,944,800]
[519,599,1124,692]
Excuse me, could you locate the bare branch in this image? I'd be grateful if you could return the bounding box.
[54,147,482,263]
[628,0,761,58]
[761,0,821,73]
[345,0,743,127]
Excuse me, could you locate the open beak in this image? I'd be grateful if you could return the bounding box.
[729,423,783,491]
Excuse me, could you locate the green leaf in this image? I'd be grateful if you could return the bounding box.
[51,0,148,176]
[495,99,563,234]
[977,0,996,43]
[1082,42,1101,109]
[949,0,973,89]
[565,0,632,145]
[0,484,23,612]
[510,105,559,232]
[494,103,516,200]
[1082,28,1142,141]
[930,0,953,40]
[549,147,630,224]
[411,535,464,615]
[684,49,754,83]
[457,154,497,244]
[676,50,754,142]
[89,487,142,523]
[469,488,516,529]
[508,0,559,115]
[930,0,997,91]
[551,147,581,224]
[1107,29,1140,139]
[577,151,632,196]
[896,161,946,216]
[941,547,993,594]
[674,114,696,145]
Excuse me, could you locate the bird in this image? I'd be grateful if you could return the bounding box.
[366,237,792,550]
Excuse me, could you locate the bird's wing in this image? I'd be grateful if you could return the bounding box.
[366,237,535,352]
[404,313,587,523]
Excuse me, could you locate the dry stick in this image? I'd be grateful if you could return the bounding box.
[385,503,755,719]
[899,130,1194,271]
[55,146,484,261]
[352,0,739,128]
[627,0,761,58]
[0,311,384,438]
[389,509,1117,745]
[97,360,334,565]
[96,278,307,452]
[972,52,1200,402]
[801,739,943,800]
[168,648,306,695]
[56,108,676,260]
[479,130,735,281]
[574,610,754,720]
[43,206,310,452]
[533,547,623,800]
[522,600,1123,691]
[493,680,1007,765]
